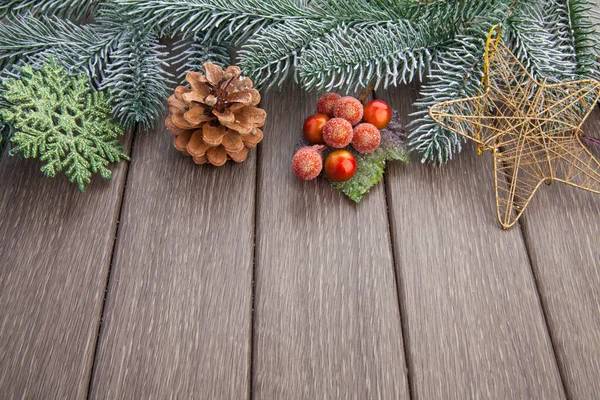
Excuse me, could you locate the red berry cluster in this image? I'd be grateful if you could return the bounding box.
[292,93,392,182]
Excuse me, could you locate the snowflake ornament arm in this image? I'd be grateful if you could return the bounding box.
[0,59,129,192]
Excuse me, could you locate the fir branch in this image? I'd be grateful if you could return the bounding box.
[114,0,311,43]
[297,20,449,92]
[0,13,124,82]
[0,14,104,72]
[408,35,486,165]
[506,1,578,81]
[564,0,600,78]
[117,0,420,91]
[0,0,104,20]
[239,19,337,88]
[544,0,600,79]
[101,27,171,129]
[171,34,231,82]
[0,10,170,129]
[309,0,400,21]
[407,0,513,164]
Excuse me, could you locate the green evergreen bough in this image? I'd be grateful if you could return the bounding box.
[0,0,598,165]
[1,59,129,191]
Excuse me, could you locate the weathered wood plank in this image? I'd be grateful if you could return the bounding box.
[519,108,600,399]
[379,85,565,399]
[89,113,256,398]
[0,132,132,398]
[252,84,410,399]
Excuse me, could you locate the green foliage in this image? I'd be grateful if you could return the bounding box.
[100,25,171,129]
[115,0,312,42]
[0,59,128,192]
[0,0,103,20]
[332,112,409,203]
[554,0,600,79]
[408,35,487,165]
[0,9,170,129]
[0,14,104,72]
[0,0,599,164]
[171,34,231,82]
[408,0,600,164]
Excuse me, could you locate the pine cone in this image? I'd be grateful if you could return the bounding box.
[165,63,266,166]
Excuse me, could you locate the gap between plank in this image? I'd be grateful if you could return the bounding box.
[497,152,569,398]
[248,141,261,400]
[374,89,414,400]
[517,218,570,399]
[85,126,139,399]
[382,173,415,400]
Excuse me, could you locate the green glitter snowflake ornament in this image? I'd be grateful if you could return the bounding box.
[0,59,129,192]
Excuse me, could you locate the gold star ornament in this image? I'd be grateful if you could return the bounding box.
[429,25,600,229]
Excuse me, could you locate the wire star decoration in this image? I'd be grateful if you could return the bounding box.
[429,25,600,229]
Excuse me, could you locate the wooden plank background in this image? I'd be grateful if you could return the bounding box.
[0,132,132,398]
[3,28,600,399]
[378,86,566,399]
[252,84,410,399]
[88,111,256,398]
[520,109,600,399]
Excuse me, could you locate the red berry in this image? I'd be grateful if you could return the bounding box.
[322,118,353,148]
[303,114,329,144]
[292,145,324,180]
[316,92,341,116]
[333,96,363,125]
[363,99,392,129]
[352,123,381,154]
[325,150,357,182]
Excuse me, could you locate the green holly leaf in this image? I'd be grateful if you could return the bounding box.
[331,112,410,203]
[1,58,129,192]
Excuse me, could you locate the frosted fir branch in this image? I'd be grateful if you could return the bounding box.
[100,27,172,130]
[0,0,104,20]
[171,34,231,82]
[0,13,122,82]
[309,0,401,21]
[546,0,600,79]
[0,9,169,129]
[238,19,337,89]
[506,1,578,82]
[115,0,443,92]
[297,20,450,92]
[406,0,513,164]
[0,14,101,72]
[565,0,600,79]
[237,0,412,89]
[408,35,486,165]
[114,0,311,43]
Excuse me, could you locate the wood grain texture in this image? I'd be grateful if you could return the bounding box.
[378,85,566,399]
[0,132,132,399]
[89,113,256,398]
[519,108,600,399]
[252,84,410,399]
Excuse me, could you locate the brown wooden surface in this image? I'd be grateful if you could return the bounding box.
[520,109,600,399]
[378,85,566,399]
[0,132,132,398]
[252,84,410,399]
[88,113,256,398]
[3,84,600,399]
